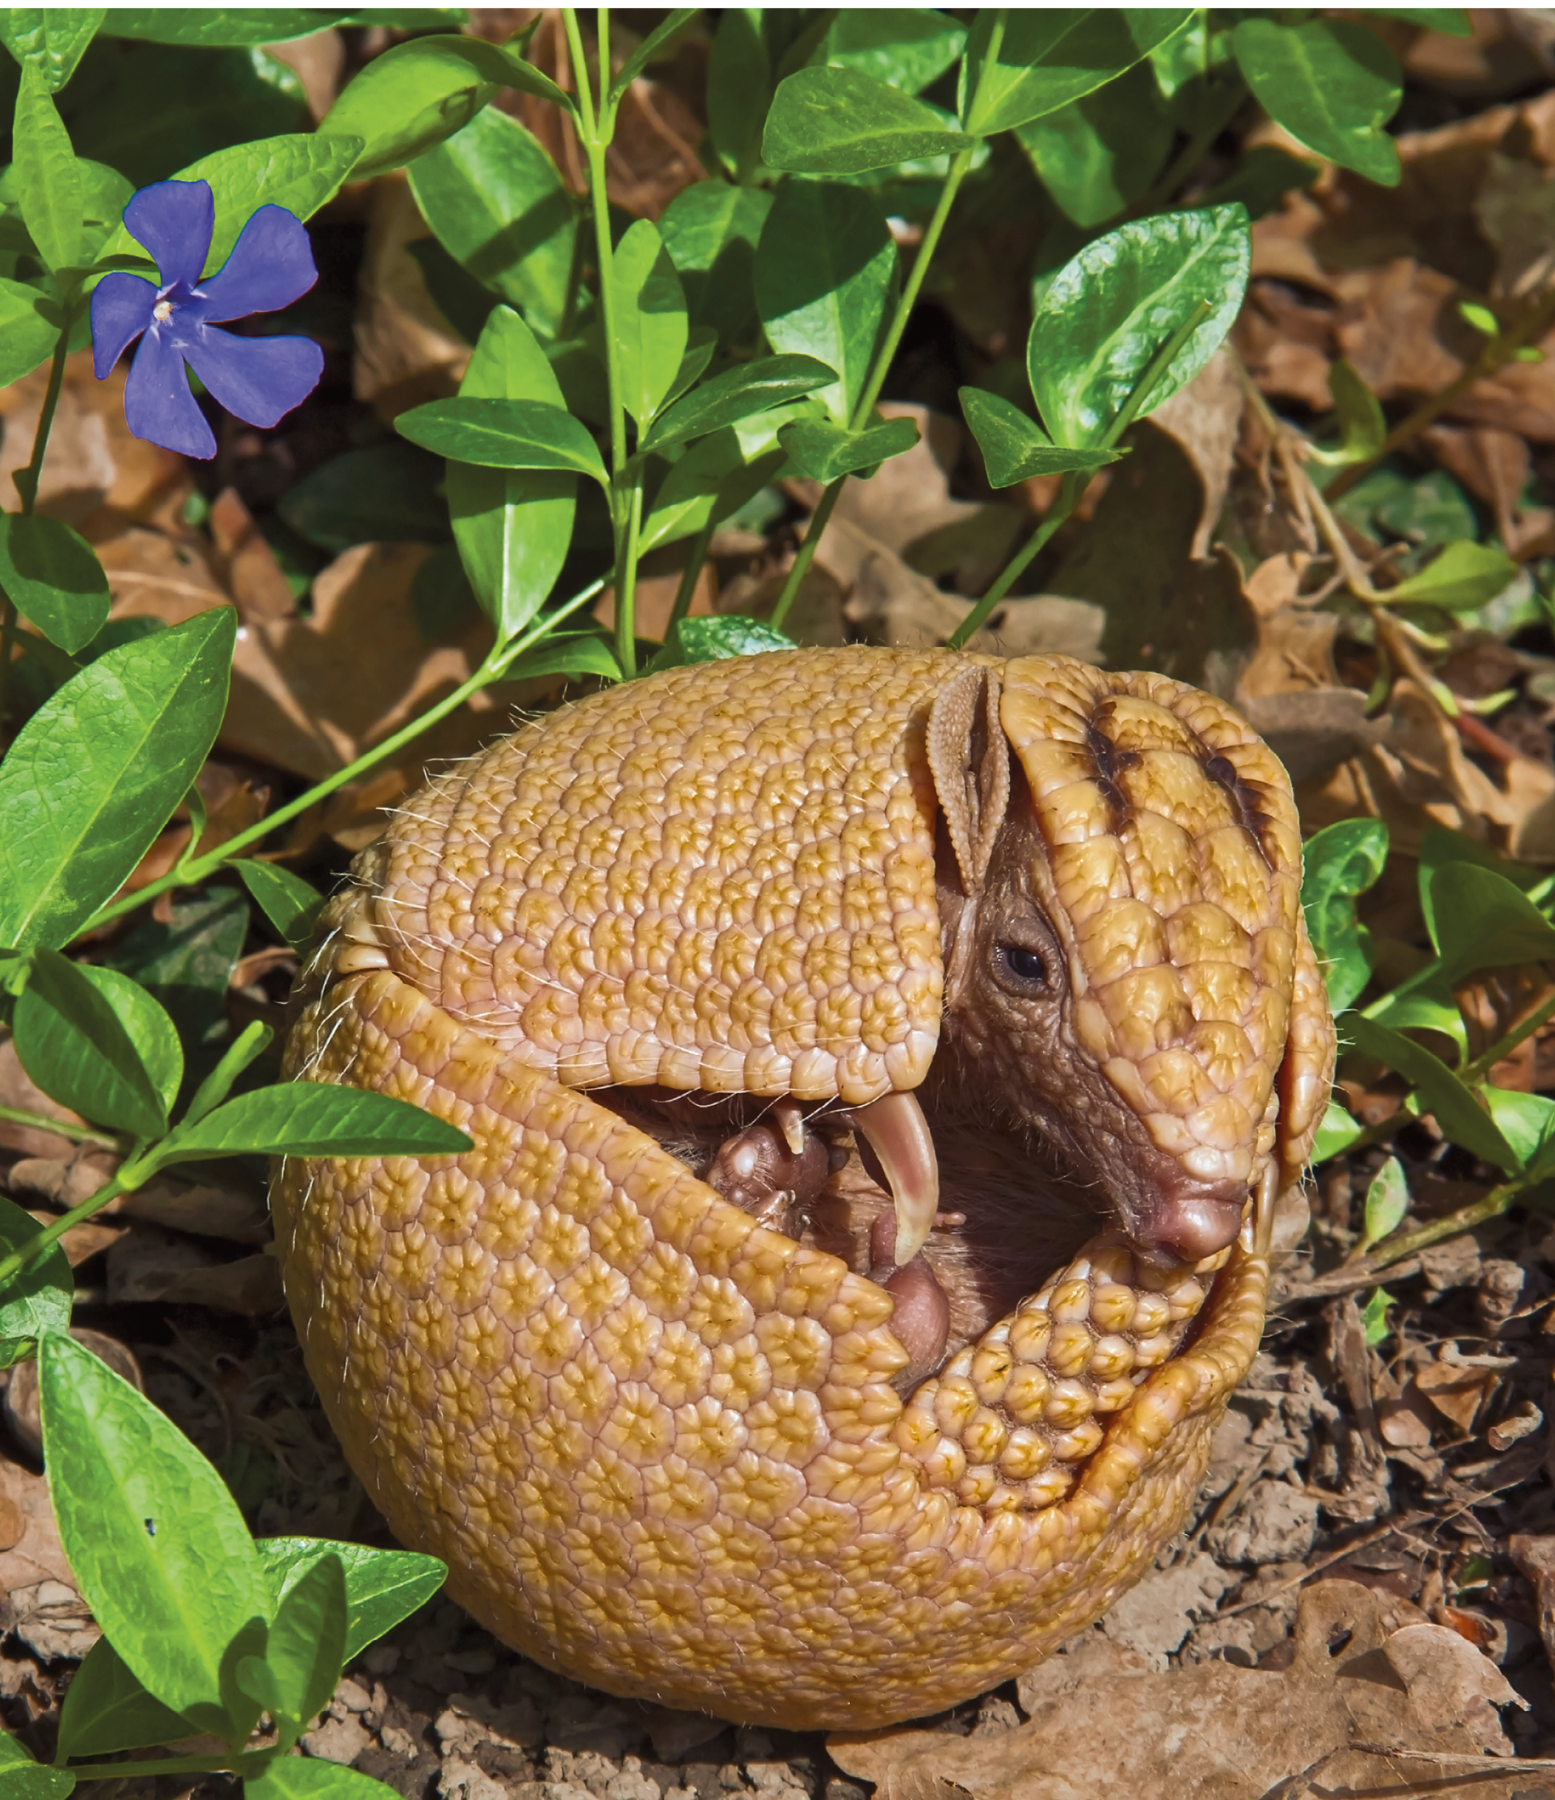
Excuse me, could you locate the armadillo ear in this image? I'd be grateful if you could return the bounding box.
[927,664,1010,894]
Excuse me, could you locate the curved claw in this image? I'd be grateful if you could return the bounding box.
[847,1090,939,1266]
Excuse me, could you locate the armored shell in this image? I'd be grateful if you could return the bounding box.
[274,647,1332,1729]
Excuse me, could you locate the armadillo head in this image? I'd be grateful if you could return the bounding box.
[926,657,1330,1266]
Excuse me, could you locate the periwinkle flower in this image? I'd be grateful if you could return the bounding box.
[90,179,324,461]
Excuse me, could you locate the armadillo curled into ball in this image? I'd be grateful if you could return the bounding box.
[273,646,1334,1730]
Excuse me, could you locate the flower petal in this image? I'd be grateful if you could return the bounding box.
[180,327,323,429]
[125,328,215,459]
[124,180,214,291]
[90,272,156,378]
[197,204,319,323]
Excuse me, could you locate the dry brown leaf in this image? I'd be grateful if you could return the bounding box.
[0,1456,91,1660]
[1150,349,1245,562]
[1415,1360,1495,1431]
[828,1582,1530,1800]
[208,486,297,624]
[93,528,229,627]
[354,175,471,418]
[594,563,716,638]
[1477,151,1555,296]
[263,27,344,123]
[0,1038,89,1160]
[118,1173,271,1246]
[106,1227,285,1317]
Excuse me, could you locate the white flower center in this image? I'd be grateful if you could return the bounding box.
[152,299,173,323]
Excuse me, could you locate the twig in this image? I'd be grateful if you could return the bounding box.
[1216,1512,1433,1616]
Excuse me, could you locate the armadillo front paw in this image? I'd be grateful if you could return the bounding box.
[706,1111,831,1234]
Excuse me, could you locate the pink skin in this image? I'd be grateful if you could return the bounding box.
[868,1211,950,1391]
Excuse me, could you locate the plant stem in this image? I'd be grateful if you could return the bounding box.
[613,475,642,677]
[768,480,842,635]
[1367,1171,1532,1273]
[946,469,1085,650]
[0,1104,117,1149]
[1460,987,1555,1085]
[667,516,716,635]
[1,319,72,733]
[71,577,605,941]
[0,1171,132,1289]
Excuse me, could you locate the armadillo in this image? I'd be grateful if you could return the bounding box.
[273,646,1333,1730]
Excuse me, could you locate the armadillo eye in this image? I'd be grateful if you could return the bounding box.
[997,943,1046,987]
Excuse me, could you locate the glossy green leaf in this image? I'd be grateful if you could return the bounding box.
[447,306,576,643]
[504,630,620,684]
[0,606,235,952]
[1484,1087,1555,1175]
[793,9,967,94]
[1415,825,1535,951]
[1360,1156,1409,1250]
[97,10,362,47]
[777,413,920,482]
[0,1193,71,1373]
[960,10,1193,137]
[1311,1098,1362,1165]
[13,60,81,272]
[639,431,786,555]
[1231,18,1402,188]
[96,133,363,276]
[647,615,796,673]
[610,219,688,430]
[56,1637,194,1761]
[642,354,835,454]
[14,952,180,1139]
[754,180,896,424]
[608,8,696,106]
[0,9,103,90]
[660,328,719,415]
[256,1538,446,1663]
[76,158,134,263]
[706,9,771,182]
[0,1733,71,1800]
[156,1083,473,1165]
[0,513,109,655]
[660,180,772,345]
[1386,541,1518,612]
[1301,818,1388,1012]
[959,387,1121,488]
[763,65,972,175]
[1342,1014,1521,1174]
[1308,358,1385,468]
[245,1755,402,1800]
[0,276,57,388]
[1015,61,1173,229]
[236,863,324,952]
[396,397,608,486]
[1428,864,1555,987]
[1029,204,1249,449]
[319,35,512,180]
[408,106,576,340]
[40,1331,268,1735]
[239,1554,345,1737]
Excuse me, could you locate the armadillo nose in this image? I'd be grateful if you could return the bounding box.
[1143,1181,1248,1263]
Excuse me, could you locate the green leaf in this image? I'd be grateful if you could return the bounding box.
[754,179,896,425]
[1301,818,1389,1012]
[0,275,58,388]
[95,134,363,276]
[155,1083,473,1166]
[706,9,772,183]
[762,65,972,175]
[609,219,688,430]
[275,443,447,554]
[1386,540,1518,612]
[793,9,967,94]
[395,397,608,486]
[1427,863,1555,987]
[39,1331,268,1735]
[608,8,696,106]
[0,1733,72,1800]
[1311,1097,1362,1165]
[639,431,786,556]
[318,35,517,180]
[959,387,1121,488]
[0,1193,71,1372]
[1308,357,1386,468]
[56,1636,194,1761]
[98,10,360,47]
[1360,1155,1409,1250]
[776,413,920,482]
[104,887,250,1056]
[1359,1287,1392,1347]
[961,9,1193,137]
[647,615,796,673]
[0,9,103,91]
[236,864,324,953]
[245,1755,403,1800]
[1231,18,1402,188]
[14,951,180,1139]
[13,60,82,272]
[256,1538,446,1663]
[642,355,836,454]
[0,513,109,655]
[1484,1087,1555,1175]
[240,1554,345,1737]
[1029,203,1249,450]
[660,180,773,346]
[1015,60,1173,230]
[408,106,577,341]
[660,328,718,414]
[0,606,235,952]
[448,306,577,644]
[76,158,134,263]
[1342,1014,1521,1173]
[504,630,620,685]
[181,1022,273,1132]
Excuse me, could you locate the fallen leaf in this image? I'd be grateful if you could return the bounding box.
[208,486,298,625]
[1150,349,1245,562]
[1415,1360,1494,1432]
[0,1037,90,1160]
[354,174,471,419]
[1384,1622,1524,1754]
[106,1226,285,1317]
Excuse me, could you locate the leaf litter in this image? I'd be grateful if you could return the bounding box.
[7,12,1555,1800]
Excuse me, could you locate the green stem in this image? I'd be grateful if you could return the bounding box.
[71,577,605,941]
[69,1756,258,1782]
[945,469,1084,650]
[0,1170,133,1289]
[1367,1171,1531,1273]
[0,1104,117,1149]
[1461,987,1555,1086]
[613,474,642,677]
[565,10,625,481]
[768,479,843,635]
[14,322,70,517]
[667,516,716,636]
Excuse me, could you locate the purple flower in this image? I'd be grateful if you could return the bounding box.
[90,180,324,461]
